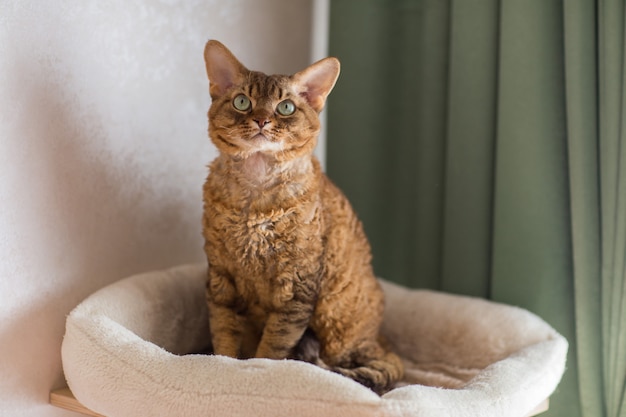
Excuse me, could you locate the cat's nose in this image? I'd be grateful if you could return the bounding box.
[254,119,271,128]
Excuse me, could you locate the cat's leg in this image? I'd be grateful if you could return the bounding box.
[313,285,404,394]
[254,306,313,359]
[206,268,243,358]
[207,303,243,357]
[254,274,318,359]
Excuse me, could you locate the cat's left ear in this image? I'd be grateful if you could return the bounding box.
[204,40,248,100]
[293,57,340,112]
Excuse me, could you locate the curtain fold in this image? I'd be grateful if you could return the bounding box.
[488,3,580,415]
[440,0,498,297]
[328,1,626,416]
[597,2,626,415]
[563,1,604,416]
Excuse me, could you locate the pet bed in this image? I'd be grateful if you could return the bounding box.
[61,263,567,417]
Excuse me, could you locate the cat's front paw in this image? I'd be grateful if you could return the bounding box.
[212,343,240,358]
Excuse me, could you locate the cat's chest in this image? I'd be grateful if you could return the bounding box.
[204,157,324,276]
[210,196,320,263]
[238,207,297,258]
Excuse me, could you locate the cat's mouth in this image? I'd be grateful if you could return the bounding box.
[245,132,284,154]
[250,132,279,145]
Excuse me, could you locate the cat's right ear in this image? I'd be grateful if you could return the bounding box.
[204,40,248,100]
[293,57,340,113]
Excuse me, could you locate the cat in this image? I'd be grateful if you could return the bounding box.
[201,40,403,394]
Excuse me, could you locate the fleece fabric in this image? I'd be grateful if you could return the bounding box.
[61,263,567,417]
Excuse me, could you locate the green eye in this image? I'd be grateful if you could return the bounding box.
[233,94,251,111]
[276,99,296,116]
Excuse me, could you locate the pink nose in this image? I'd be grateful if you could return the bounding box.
[254,119,270,128]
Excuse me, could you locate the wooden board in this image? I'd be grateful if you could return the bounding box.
[529,398,550,416]
[50,387,549,417]
[50,388,105,417]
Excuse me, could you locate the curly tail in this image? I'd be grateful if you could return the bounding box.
[325,350,403,395]
[292,330,404,395]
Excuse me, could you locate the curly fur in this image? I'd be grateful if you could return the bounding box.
[201,40,403,394]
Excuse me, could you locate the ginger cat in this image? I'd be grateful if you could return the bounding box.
[201,40,403,394]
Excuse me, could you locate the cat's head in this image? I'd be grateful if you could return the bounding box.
[203,40,340,161]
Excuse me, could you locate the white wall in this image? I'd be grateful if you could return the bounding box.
[0,1,315,415]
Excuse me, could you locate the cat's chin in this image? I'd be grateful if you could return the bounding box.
[217,139,284,162]
[247,135,284,153]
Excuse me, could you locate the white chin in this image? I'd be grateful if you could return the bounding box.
[249,137,284,153]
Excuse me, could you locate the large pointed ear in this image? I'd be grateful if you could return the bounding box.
[293,57,340,112]
[204,40,248,100]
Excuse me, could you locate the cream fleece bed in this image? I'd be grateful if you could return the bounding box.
[61,263,567,417]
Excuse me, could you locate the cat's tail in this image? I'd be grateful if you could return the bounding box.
[292,331,404,395]
[324,350,404,395]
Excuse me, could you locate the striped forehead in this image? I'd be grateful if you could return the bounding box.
[245,72,290,99]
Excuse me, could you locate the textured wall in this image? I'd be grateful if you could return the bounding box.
[0,1,313,415]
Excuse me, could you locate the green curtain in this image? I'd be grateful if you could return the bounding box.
[327,1,626,416]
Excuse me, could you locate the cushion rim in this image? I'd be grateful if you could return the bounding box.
[62,263,567,417]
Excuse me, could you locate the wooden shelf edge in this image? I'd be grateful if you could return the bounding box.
[51,386,548,417]
[50,388,106,417]
[527,398,550,417]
